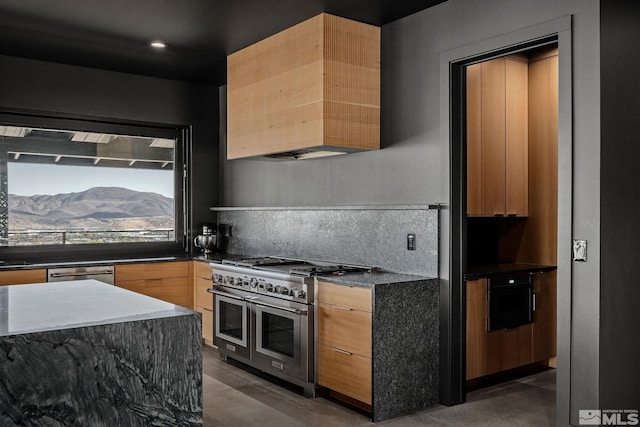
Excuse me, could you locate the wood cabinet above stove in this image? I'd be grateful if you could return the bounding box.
[226,13,380,160]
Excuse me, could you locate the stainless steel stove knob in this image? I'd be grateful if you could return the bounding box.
[250,278,258,288]
[258,283,265,291]
[274,285,282,294]
[292,288,306,299]
[266,283,274,292]
[281,287,290,296]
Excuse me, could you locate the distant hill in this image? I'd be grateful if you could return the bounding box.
[8,187,173,230]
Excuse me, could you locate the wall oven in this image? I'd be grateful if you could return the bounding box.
[488,274,533,331]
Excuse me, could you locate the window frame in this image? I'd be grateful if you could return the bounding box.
[0,111,190,262]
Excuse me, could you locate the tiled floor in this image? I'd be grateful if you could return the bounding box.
[202,346,556,426]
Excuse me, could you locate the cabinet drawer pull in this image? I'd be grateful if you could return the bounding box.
[202,307,213,312]
[333,348,353,356]
[332,305,353,311]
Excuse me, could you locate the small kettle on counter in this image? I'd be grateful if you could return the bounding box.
[194,225,218,253]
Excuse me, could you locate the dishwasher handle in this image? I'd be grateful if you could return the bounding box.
[49,270,114,278]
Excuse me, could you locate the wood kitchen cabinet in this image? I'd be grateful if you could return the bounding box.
[317,281,372,405]
[466,278,488,380]
[115,261,191,308]
[467,55,528,217]
[193,261,214,346]
[466,278,533,380]
[0,269,47,286]
[227,13,380,159]
[532,270,557,362]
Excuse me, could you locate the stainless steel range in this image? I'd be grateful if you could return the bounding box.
[208,257,371,397]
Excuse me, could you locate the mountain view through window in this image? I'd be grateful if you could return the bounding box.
[0,124,176,246]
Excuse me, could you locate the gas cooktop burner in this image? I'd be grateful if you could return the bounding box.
[219,256,373,276]
[221,257,293,267]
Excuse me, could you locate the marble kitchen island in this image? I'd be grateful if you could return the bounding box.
[0,280,202,426]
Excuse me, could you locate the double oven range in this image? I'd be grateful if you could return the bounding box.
[208,257,371,397]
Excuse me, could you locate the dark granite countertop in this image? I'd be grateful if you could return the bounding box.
[465,262,556,280]
[317,271,436,288]
[0,255,192,271]
[0,280,195,337]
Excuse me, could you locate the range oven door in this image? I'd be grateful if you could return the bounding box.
[213,290,251,359]
[488,275,533,331]
[251,297,311,383]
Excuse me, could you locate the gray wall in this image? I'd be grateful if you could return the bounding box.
[600,0,640,412]
[0,54,219,248]
[219,0,601,425]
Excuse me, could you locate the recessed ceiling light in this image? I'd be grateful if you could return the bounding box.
[149,41,167,49]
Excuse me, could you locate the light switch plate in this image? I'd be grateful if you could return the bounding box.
[573,239,587,262]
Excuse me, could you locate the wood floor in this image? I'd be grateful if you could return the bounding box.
[202,346,556,426]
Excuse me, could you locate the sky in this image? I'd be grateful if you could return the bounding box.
[7,163,174,198]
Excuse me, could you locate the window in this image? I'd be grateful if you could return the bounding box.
[0,114,187,253]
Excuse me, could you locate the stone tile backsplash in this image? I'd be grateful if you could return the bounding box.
[215,206,438,277]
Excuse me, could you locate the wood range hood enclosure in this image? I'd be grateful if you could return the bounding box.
[227,13,381,160]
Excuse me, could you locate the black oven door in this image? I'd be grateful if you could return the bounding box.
[488,275,533,331]
[251,298,311,382]
[214,291,251,359]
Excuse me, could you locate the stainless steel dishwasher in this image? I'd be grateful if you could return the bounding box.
[47,265,115,285]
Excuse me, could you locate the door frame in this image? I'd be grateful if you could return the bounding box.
[438,16,573,426]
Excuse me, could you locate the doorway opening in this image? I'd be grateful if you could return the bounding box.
[463,44,559,395]
[451,41,559,412]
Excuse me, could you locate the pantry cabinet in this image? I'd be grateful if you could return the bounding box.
[467,55,528,217]
[115,261,191,308]
[193,261,214,346]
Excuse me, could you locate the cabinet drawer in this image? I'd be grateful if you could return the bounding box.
[318,281,371,312]
[194,261,212,280]
[318,344,371,405]
[117,276,190,307]
[116,261,189,281]
[318,303,371,357]
[195,276,213,310]
[0,269,47,286]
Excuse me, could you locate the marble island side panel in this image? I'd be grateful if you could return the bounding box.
[0,281,202,426]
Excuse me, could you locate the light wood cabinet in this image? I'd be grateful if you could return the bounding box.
[532,270,557,362]
[0,269,47,286]
[466,278,488,380]
[317,281,372,405]
[467,55,528,217]
[227,13,380,159]
[193,261,214,346]
[115,261,191,308]
[466,277,534,380]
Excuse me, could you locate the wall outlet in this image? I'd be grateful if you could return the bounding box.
[407,233,416,251]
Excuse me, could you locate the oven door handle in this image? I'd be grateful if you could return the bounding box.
[253,301,308,316]
[211,289,248,301]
